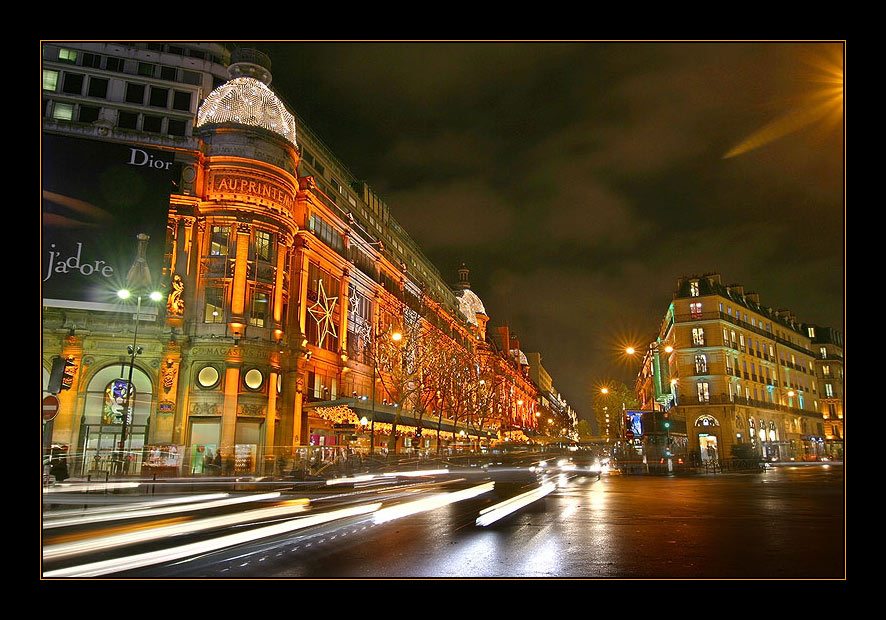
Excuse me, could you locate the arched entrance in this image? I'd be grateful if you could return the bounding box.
[77,364,155,476]
[694,415,721,463]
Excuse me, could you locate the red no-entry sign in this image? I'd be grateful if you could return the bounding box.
[42,395,60,421]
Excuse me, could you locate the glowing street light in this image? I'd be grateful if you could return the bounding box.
[116,287,163,473]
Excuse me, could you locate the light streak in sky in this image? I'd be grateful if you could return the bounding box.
[724,46,843,159]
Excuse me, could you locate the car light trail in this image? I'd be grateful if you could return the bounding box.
[326,474,377,485]
[373,481,495,524]
[42,502,381,578]
[475,482,557,527]
[43,497,309,559]
[44,482,141,494]
[382,468,450,478]
[43,493,237,529]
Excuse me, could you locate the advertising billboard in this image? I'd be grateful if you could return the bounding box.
[41,133,175,311]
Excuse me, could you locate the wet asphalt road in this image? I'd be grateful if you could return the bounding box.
[164,464,843,579]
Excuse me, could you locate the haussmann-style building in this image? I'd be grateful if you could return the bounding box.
[42,44,551,478]
[631,273,843,465]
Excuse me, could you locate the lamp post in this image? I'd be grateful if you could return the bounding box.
[626,342,675,470]
[116,288,163,474]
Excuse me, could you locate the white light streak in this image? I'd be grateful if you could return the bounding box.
[44,495,303,560]
[382,469,449,478]
[373,482,494,524]
[43,493,239,529]
[42,502,380,578]
[476,482,557,527]
[44,482,140,494]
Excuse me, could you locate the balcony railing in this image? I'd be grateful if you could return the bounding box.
[681,393,818,417]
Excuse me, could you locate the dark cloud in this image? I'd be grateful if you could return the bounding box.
[241,41,844,421]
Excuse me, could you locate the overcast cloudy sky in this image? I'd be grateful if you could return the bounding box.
[238,41,844,421]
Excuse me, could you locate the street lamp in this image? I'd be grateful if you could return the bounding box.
[116,288,163,474]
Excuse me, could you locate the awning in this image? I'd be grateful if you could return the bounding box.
[303,398,497,438]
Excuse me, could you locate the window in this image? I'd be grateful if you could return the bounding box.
[138,62,155,77]
[167,119,186,136]
[197,365,221,389]
[254,230,274,262]
[78,105,100,123]
[690,302,703,319]
[105,57,124,72]
[695,354,707,374]
[825,384,834,398]
[142,115,163,133]
[697,382,710,403]
[692,327,705,346]
[310,213,344,254]
[149,86,169,108]
[820,347,827,359]
[249,290,270,327]
[58,48,78,63]
[210,226,231,256]
[822,364,830,375]
[690,280,699,297]
[160,65,177,81]
[82,52,101,68]
[182,70,202,86]
[125,82,146,104]
[42,69,59,91]
[62,72,84,95]
[807,327,816,338]
[172,90,192,112]
[51,102,74,121]
[204,287,225,323]
[118,111,138,129]
[87,77,108,98]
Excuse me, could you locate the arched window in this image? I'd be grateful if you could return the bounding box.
[694,415,720,427]
[84,365,154,426]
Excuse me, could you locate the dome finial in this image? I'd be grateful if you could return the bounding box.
[229,48,273,85]
[457,263,471,289]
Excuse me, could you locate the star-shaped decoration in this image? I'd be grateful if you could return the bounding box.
[308,280,338,346]
[348,285,361,319]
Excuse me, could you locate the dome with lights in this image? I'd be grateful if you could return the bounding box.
[196,76,297,147]
[453,264,487,326]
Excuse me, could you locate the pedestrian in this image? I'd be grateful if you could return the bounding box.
[49,458,68,482]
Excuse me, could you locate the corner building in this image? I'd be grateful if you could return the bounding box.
[42,46,540,476]
[635,273,838,464]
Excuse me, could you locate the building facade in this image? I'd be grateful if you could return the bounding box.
[634,273,839,464]
[42,44,542,477]
[804,325,844,458]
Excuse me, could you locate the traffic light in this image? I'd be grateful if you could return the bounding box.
[48,356,77,393]
[61,356,76,390]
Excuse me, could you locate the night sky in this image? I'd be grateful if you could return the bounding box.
[236,41,844,422]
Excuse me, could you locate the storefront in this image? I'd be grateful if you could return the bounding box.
[77,365,154,476]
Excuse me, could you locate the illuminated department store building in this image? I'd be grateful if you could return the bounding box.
[41,45,541,476]
[633,273,843,463]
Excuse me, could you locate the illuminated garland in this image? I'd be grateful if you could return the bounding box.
[315,405,359,425]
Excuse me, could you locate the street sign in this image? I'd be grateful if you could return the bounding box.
[625,430,635,439]
[42,395,60,421]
